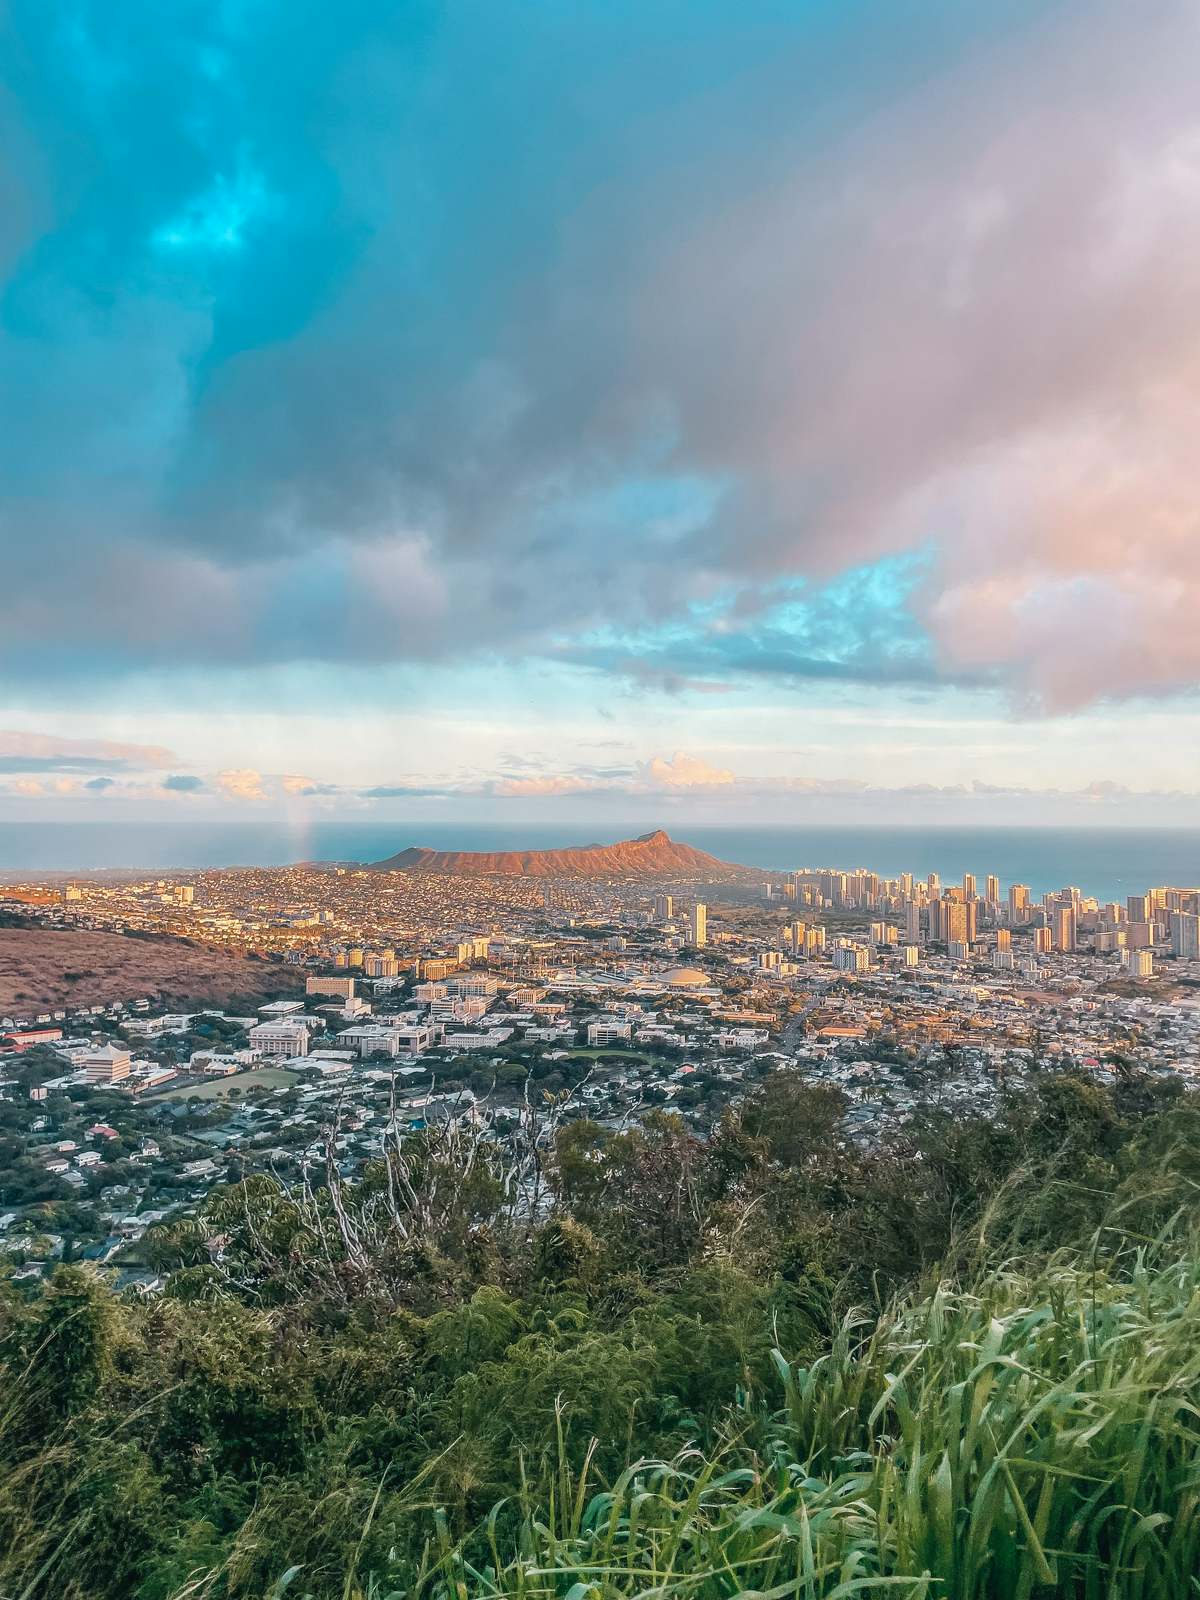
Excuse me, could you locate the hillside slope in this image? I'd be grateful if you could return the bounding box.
[370,827,742,877]
[0,926,299,1014]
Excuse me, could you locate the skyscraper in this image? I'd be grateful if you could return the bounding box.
[1053,904,1076,953]
[934,898,974,947]
[1009,884,1031,924]
[689,903,707,947]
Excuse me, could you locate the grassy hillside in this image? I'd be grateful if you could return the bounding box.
[445,1244,1200,1600]
[2,1068,1199,1598]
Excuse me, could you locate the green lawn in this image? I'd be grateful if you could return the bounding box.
[152,1066,299,1100]
[566,1047,659,1064]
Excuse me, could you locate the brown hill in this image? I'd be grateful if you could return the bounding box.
[370,829,742,878]
[0,928,302,1017]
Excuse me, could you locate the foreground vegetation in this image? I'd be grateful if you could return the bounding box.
[3,1067,1200,1598]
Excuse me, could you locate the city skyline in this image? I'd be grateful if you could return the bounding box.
[4,1,1200,828]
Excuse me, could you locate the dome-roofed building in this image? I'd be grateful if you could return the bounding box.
[662,965,709,988]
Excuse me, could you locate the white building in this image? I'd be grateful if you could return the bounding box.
[249,1020,310,1058]
[586,1020,633,1047]
[338,1025,403,1058]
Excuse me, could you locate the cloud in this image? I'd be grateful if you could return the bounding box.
[84,775,115,791]
[2,1,1200,711]
[7,776,79,798]
[491,774,607,798]
[360,783,461,800]
[635,752,736,789]
[485,752,741,797]
[0,729,174,772]
[162,773,205,793]
[216,768,267,803]
[279,774,340,796]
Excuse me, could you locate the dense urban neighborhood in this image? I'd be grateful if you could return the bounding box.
[3,854,1199,1282]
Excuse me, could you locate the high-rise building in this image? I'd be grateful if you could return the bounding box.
[902,945,920,966]
[995,928,1011,952]
[1053,904,1076,953]
[928,896,977,947]
[832,943,870,972]
[1170,912,1200,959]
[1128,948,1154,978]
[985,874,1000,905]
[689,903,707,947]
[654,893,674,921]
[904,901,922,942]
[1009,884,1031,924]
[1033,927,1053,954]
[1127,894,1152,924]
[963,873,977,902]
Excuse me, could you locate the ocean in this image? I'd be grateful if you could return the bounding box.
[1,821,1198,904]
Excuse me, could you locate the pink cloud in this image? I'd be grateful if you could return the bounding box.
[0,729,174,766]
[636,751,735,789]
[636,0,1200,706]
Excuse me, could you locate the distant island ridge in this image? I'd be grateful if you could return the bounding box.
[369,828,743,877]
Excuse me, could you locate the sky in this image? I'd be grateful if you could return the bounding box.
[3,0,1200,833]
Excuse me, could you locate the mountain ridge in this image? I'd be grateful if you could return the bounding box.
[369,828,743,878]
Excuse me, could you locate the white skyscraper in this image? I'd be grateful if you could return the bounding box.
[689,903,707,947]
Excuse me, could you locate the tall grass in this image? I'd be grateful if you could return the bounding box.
[400,1236,1200,1600]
